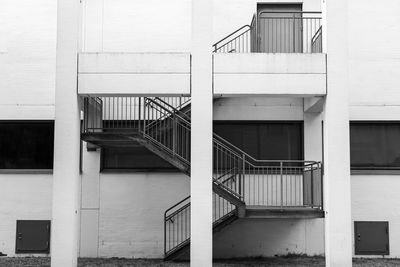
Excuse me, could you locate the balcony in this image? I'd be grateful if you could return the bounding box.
[213,12,326,97]
[213,12,322,54]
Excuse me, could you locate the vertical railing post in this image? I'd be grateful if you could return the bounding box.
[138,97,142,132]
[143,98,147,135]
[83,98,87,133]
[320,162,324,210]
[292,14,296,53]
[280,161,284,207]
[172,115,176,155]
[310,163,315,208]
[164,215,167,256]
[242,154,246,200]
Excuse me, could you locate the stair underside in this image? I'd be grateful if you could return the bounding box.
[81,132,190,174]
[81,132,143,147]
[245,206,324,218]
[212,181,245,208]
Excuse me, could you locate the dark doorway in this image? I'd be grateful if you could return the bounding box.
[257,4,303,53]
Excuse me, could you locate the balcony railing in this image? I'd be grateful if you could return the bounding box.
[213,11,322,53]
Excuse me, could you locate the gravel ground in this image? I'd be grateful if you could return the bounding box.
[0,256,400,266]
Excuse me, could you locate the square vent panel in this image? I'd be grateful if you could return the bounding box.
[15,220,51,254]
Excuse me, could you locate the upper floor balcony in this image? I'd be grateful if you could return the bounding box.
[213,11,322,54]
[212,10,326,97]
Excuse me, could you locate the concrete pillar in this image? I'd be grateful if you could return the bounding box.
[322,0,352,266]
[51,0,81,266]
[80,144,101,257]
[190,0,213,266]
[304,112,323,162]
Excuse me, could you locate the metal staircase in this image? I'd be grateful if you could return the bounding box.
[81,96,323,261]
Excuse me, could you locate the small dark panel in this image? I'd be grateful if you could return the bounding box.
[16,220,51,254]
[355,221,389,255]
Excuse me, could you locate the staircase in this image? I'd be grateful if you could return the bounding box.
[81,96,323,261]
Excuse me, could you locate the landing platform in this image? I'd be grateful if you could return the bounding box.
[81,131,144,147]
[245,206,324,219]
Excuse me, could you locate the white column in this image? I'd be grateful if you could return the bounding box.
[80,144,101,257]
[51,0,81,266]
[322,0,352,266]
[190,0,213,266]
[304,112,323,162]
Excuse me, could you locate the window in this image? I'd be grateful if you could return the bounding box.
[0,121,54,169]
[15,220,51,254]
[350,122,400,169]
[101,121,303,171]
[354,221,389,255]
[213,121,303,160]
[102,146,177,171]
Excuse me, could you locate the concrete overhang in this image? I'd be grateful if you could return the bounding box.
[78,52,191,96]
[213,53,327,97]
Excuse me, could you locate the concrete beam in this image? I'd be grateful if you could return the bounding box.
[213,53,327,96]
[78,53,191,96]
[304,97,325,113]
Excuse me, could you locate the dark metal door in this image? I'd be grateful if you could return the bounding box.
[15,220,51,253]
[257,4,303,53]
[355,221,389,255]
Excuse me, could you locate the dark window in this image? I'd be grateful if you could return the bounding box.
[0,121,54,169]
[101,121,303,171]
[355,221,389,255]
[15,220,51,254]
[350,122,400,169]
[102,146,176,171]
[213,121,303,160]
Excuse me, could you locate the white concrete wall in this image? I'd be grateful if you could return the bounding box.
[97,173,189,258]
[81,0,191,52]
[214,219,324,258]
[351,175,400,257]
[0,174,53,256]
[214,97,304,121]
[0,0,56,120]
[348,0,400,120]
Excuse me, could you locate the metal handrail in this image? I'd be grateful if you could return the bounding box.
[258,11,322,14]
[151,97,191,120]
[213,25,251,51]
[213,134,317,166]
[311,26,323,44]
[214,11,322,54]
[145,98,191,126]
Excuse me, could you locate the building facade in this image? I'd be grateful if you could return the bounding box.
[0,0,399,266]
